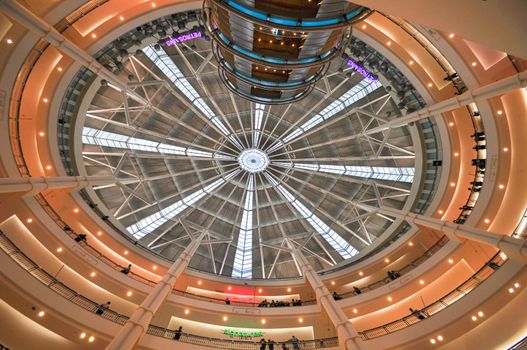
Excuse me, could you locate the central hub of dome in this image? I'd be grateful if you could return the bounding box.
[238,148,270,173]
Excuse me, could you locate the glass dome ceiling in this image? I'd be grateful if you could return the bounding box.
[68,10,431,280]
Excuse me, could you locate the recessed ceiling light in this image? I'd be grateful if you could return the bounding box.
[37,311,45,317]
[6,38,13,44]
[448,33,455,38]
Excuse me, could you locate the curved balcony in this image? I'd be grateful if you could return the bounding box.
[0,226,519,349]
[0,229,337,349]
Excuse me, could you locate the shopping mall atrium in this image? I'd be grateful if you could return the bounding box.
[0,0,526,349]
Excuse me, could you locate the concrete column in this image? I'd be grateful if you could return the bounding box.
[290,246,367,350]
[0,176,121,195]
[106,231,206,350]
[370,206,527,263]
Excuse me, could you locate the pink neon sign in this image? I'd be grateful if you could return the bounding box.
[165,31,203,46]
[347,58,377,82]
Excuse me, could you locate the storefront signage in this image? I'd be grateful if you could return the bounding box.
[223,329,264,338]
[347,58,377,82]
[165,31,203,46]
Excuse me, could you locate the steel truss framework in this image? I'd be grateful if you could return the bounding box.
[79,20,420,279]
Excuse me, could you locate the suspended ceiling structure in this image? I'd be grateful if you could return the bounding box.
[68,4,425,280]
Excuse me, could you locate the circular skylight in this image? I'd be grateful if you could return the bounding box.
[67,10,434,279]
[238,148,270,173]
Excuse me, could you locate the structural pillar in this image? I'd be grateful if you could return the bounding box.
[290,245,366,350]
[368,206,527,263]
[106,231,206,350]
[0,176,129,196]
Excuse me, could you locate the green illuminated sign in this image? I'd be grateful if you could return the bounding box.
[223,329,264,337]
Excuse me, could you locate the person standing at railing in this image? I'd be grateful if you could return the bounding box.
[268,339,275,350]
[260,338,267,350]
[96,301,111,315]
[290,336,300,350]
[74,233,87,243]
[173,326,183,340]
[225,297,231,305]
[120,264,132,275]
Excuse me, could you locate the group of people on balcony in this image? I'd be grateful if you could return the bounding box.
[260,336,300,350]
[387,270,401,280]
[257,299,303,307]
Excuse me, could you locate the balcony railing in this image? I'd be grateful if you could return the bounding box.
[358,251,506,340]
[0,228,510,347]
[0,230,337,349]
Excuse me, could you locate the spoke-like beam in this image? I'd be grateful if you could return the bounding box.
[265,171,369,247]
[85,115,236,157]
[270,162,411,192]
[257,172,302,278]
[274,162,415,183]
[231,174,254,279]
[117,167,237,220]
[140,47,244,151]
[265,78,382,153]
[127,169,240,239]
[82,127,236,161]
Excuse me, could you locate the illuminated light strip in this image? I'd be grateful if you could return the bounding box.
[268,79,382,152]
[82,127,234,160]
[263,172,358,259]
[274,162,415,183]
[347,58,377,82]
[222,60,316,88]
[142,46,243,150]
[127,171,239,239]
[165,31,202,46]
[224,0,365,28]
[232,175,254,279]
[216,31,336,65]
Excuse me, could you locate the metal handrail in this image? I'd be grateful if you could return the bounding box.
[0,229,508,346]
[358,252,506,340]
[0,230,337,349]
